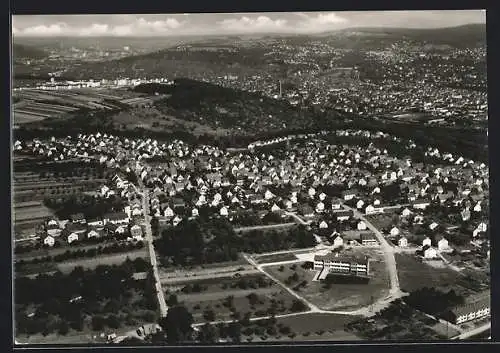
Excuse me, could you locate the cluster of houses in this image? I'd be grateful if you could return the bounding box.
[15,129,488,258]
[41,210,144,247]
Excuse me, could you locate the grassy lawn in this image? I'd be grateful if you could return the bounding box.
[277,313,362,340]
[55,250,148,273]
[265,249,391,311]
[395,253,467,294]
[255,253,298,264]
[365,214,399,232]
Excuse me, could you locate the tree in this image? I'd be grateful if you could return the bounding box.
[198,323,218,343]
[91,315,106,331]
[57,320,70,335]
[106,314,121,329]
[159,305,194,344]
[167,294,178,306]
[290,299,307,313]
[203,309,216,322]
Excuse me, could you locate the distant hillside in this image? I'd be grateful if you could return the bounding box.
[132,78,343,134]
[12,44,48,60]
[335,24,486,47]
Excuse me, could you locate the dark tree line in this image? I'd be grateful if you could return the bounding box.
[154,219,315,267]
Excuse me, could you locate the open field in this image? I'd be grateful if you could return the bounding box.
[16,249,148,276]
[395,253,469,294]
[275,313,362,341]
[265,248,391,311]
[14,204,54,223]
[165,274,305,324]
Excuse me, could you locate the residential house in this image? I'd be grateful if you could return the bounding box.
[398,236,408,248]
[401,208,412,217]
[271,204,281,212]
[412,199,431,210]
[220,206,229,217]
[422,237,432,247]
[47,227,62,237]
[342,190,357,201]
[423,246,438,259]
[130,225,143,238]
[319,221,329,229]
[361,233,378,246]
[333,235,344,248]
[331,200,342,210]
[88,218,104,228]
[429,222,439,231]
[104,212,129,226]
[335,210,353,222]
[438,237,450,251]
[164,207,174,218]
[357,221,367,231]
[356,200,365,209]
[316,202,325,213]
[43,235,55,247]
[87,230,100,239]
[390,227,400,237]
[67,232,79,244]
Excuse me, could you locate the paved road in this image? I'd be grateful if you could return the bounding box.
[140,185,168,318]
[192,310,313,328]
[285,212,311,226]
[343,204,403,298]
[234,222,296,233]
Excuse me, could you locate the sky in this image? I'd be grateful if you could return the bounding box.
[11,10,486,37]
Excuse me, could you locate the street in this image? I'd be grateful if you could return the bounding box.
[139,182,168,318]
[342,204,403,298]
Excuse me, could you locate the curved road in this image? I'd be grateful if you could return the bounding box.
[342,204,403,298]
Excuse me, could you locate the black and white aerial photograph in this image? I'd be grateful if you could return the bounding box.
[11,9,490,345]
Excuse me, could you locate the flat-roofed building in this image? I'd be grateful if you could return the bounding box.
[313,253,370,278]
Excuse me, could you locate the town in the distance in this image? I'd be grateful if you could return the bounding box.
[12,11,490,345]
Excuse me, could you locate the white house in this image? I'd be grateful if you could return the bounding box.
[67,232,79,244]
[365,205,376,215]
[47,219,59,227]
[356,200,365,209]
[115,225,127,234]
[357,221,367,231]
[308,187,316,198]
[401,208,412,217]
[172,216,183,227]
[43,235,55,247]
[319,192,327,201]
[319,221,328,229]
[220,206,229,217]
[130,225,143,238]
[398,236,408,248]
[164,207,174,218]
[271,204,281,212]
[414,215,424,224]
[423,247,438,259]
[332,201,342,210]
[316,202,325,213]
[438,238,450,251]
[87,230,100,239]
[265,190,275,200]
[390,227,400,237]
[473,202,482,212]
[333,235,344,248]
[422,237,432,247]
[429,222,439,231]
[192,208,199,218]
